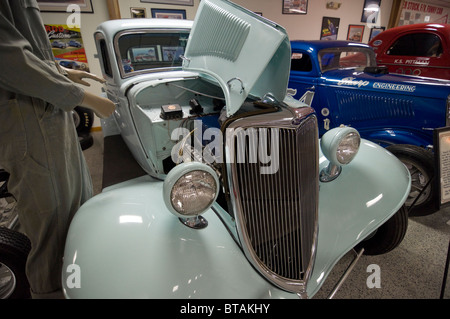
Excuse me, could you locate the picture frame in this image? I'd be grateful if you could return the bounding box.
[282,0,308,15]
[369,26,385,41]
[36,0,94,13]
[320,17,340,40]
[151,8,186,19]
[141,0,194,6]
[361,0,381,23]
[130,46,158,62]
[347,25,365,42]
[131,8,147,19]
[434,127,450,210]
[162,46,185,62]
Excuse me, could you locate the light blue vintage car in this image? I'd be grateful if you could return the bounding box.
[62,0,411,299]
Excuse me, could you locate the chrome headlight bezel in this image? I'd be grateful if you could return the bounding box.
[163,162,219,218]
[320,126,361,182]
[321,126,361,166]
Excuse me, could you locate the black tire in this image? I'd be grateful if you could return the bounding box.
[73,106,94,134]
[386,144,436,216]
[79,133,94,151]
[0,227,31,299]
[0,170,10,198]
[356,205,408,256]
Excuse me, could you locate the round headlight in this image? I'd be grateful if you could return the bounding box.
[321,126,361,166]
[336,131,360,164]
[163,162,219,218]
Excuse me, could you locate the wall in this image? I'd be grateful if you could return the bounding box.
[115,0,394,43]
[231,0,393,43]
[117,0,199,19]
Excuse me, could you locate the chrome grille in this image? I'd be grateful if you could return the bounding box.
[227,113,319,293]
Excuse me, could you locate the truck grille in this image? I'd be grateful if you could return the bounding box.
[227,113,319,293]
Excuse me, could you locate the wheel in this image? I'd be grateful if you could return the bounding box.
[0,170,10,198]
[0,227,31,299]
[386,144,436,216]
[356,205,408,255]
[79,133,94,151]
[72,106,94,134]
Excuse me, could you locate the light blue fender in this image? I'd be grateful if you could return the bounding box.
[62,139,410,299]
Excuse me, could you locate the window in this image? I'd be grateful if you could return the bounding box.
[318,47,376,72]
[116,31,190,77]
[99,38,112,77]
[387,33,443,57]
[291,52,312,72]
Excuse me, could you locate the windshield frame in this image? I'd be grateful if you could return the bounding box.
[114,28,191,79]
[318,46,377,73]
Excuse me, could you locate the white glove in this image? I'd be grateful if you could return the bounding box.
[80,91,116,119]
[63,67,105,87]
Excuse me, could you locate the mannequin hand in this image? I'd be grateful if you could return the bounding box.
[63,67,105,87]
[80,91,116,119]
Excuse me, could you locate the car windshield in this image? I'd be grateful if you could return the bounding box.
[116,31,190,77]
[318,47,376,73]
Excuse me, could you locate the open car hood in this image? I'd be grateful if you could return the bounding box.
[183,0,291,117]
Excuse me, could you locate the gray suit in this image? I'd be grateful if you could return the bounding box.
[0,0,93,298]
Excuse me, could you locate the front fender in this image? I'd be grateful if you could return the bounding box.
[62,177,296,299]
[307,139,410,297]
[62,140,410,299]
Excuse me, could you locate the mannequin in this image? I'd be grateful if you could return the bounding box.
[0,0,115,298]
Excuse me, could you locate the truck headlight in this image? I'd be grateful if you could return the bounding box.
[335,131,360,164]
[320,126,361,182]
[163,162,219,219]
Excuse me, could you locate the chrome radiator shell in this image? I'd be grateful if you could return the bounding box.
[225,107,319,296]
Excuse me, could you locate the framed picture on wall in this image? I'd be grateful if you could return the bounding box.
[141,0,194,6]
[282,0,308,15]
[131,8,147,18]
[151,8,187,19]
[320,17,340,40]
[36,0,94,13]
[361,0,381,23]
[347,25,365,42]
[369,26,385,41]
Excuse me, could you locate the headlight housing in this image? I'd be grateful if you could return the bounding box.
[335,131,361,164]
[320,126,361,181]
[163,162,219,219]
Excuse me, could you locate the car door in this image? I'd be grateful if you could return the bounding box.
[377,30,450,79]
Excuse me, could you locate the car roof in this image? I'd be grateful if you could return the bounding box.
[290,40,371,52]
[96,18,193,39]
[370,23,450,42]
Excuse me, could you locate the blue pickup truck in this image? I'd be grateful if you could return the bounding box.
[288,40,450,215]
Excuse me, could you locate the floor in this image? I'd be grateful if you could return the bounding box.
[83,130,450,299]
